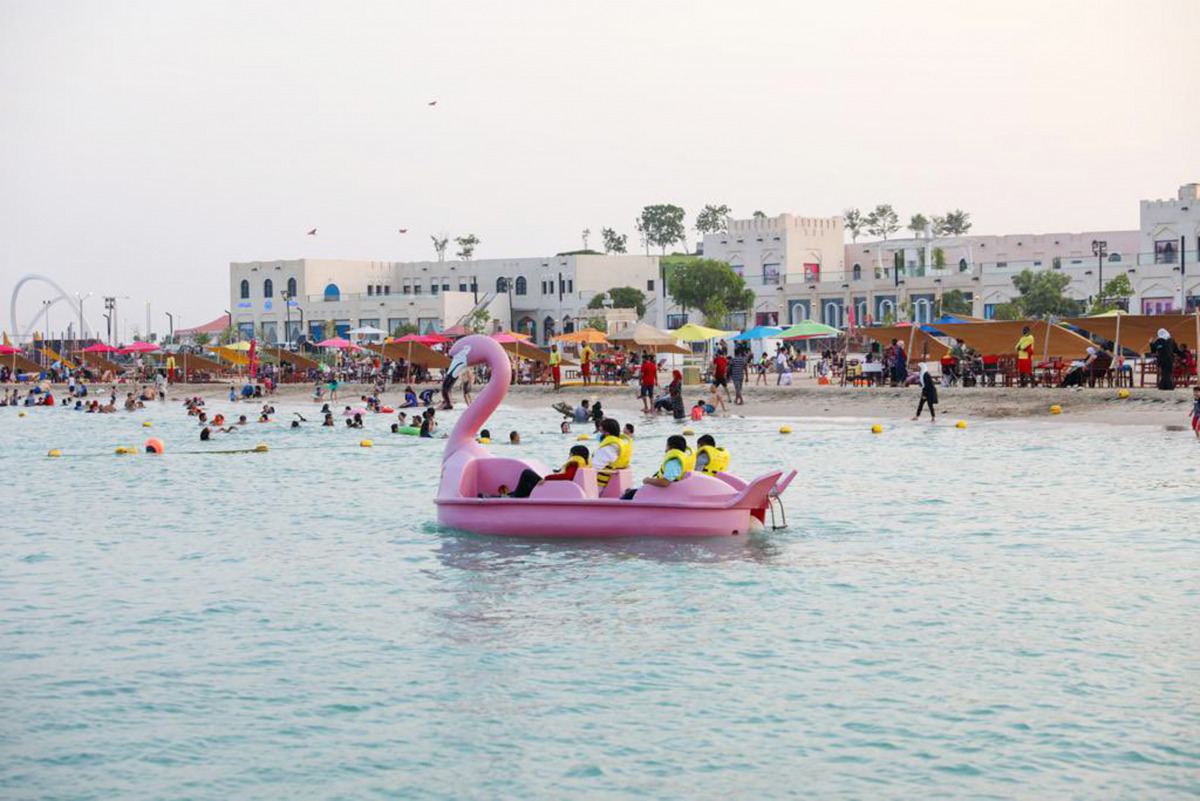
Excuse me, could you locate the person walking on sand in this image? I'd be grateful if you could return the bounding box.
[1015,326,1036,387]
[729,347,748,405]
[912,363,938,422]
[550,345,562,390]
[581,343,594,386]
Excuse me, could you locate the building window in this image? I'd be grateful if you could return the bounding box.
[995,262,1007,269]
[515,276,527,295]
[459,279,468,292]
[666,313,688,329]
[803,263,820,282]
[238,322,254,340]
[431,283,439,296]
[358,318,380,329]
[763,263,780,285]
[567,279,573,293]
[413,285,422,295]
[442,279,450,291]
[1155,240,1177,264]
[1052,257,1062,270]
[543,316,555,343]
[1107,253,1122,263]
[730,263,744,277]
[647,279,655,291]
[958,258,968,272]
[286,277,297,298]
[323,283,340,301]
[367,285,374,296]
[388,318,409,335]
[263,279,273,298]
[852,263,862,281]
[240,279,250,299]
[496,277,507,293]
[402,284,411,294]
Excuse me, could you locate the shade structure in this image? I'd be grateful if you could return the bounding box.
[859,326,951,361]
[348,325,388,338]
[82,352,123,374]
[169,351,230,375]
[553,329,608,344]
[119,341,159,354]
[671,323,736,342]
[81,343,117,354]
[1062,312,1196,351]
[500,340,553,364]
[210,345,250,366]
[778,320,841,339]
[606,322,689,354]
[440,323,470,338]
[368,341,450,369]
[262,346,320,371]
[933,320,1094,359]
[731,325,783,341]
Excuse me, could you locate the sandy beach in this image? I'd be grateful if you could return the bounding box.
[55,376,1197,430]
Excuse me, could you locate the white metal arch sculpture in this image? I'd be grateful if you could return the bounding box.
[10,274,90,340]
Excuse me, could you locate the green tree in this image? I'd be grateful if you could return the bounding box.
[668,259,755,327]
[585,318,606,332]
[1090,273,1134,314]
[908,213,929,238]
[391,322,419,337]
[752,210,768,219]
[1008,268,1083,318]
[218,326,236,345]
[454,234,480,261]
[933,247,946,269]
[587,286,647,317]
[601,227,627,254]
[637,204,686,254]
[938,289,973,317]
[844,208,865,242]
[464,307,492,334]
[193,331,211,347]
[930,215,948,236]
[695,203,731,236]
[323,320,336,339]
[431,234,449,262]
[992,302,1025,321]
[937,209,972,236]
[866,204,900,241]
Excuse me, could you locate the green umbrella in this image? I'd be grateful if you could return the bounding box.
[777,320,841,339]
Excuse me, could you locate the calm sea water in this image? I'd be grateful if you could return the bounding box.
[2,395,1198,799]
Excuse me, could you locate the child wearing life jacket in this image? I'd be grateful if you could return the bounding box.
[621,434,690,499]
[693,434,731,476]
[508,445,591,498]
[594,418,631,490]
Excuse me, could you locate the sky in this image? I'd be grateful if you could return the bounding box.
[2,0,1198,339]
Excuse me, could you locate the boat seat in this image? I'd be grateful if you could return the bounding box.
[599,468,633,498]
[573,467,600,498]
[529,480,586,501]
[464,457,534,496]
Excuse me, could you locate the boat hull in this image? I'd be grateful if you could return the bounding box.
[436,499,756,538]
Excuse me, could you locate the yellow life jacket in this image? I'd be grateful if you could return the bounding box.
[683,448,697,472]
[655,449,691,481]
[695,444,730,475]
[550,351,561,366]
[596,434,631,486]
[562,453,591,471]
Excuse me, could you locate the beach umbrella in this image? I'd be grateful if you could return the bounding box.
[731,325,783,341]
[82,343,117,353]
[777,320,841,339]
[221,341,253,352]
[606,322,689,354]
[554,329,608,344]
[671,323,736,342]
[118,341,160,354]
[348,325,388,341]
[316,337,354,349]
[0,344,16,375]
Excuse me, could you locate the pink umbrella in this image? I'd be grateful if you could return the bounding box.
[0,345,19,355]
[316,337,354,349]
[394,333,446,346]
[82,343,117,353]
[118,342,160,354]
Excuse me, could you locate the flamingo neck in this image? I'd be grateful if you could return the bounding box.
[446,352,510,456]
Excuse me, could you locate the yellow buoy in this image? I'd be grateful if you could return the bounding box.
[1118,389,1130,399]
[360,440,373,448]
[47,449,62,458]
[477,437,491,444]
[779,425,792,434]
[142,421,152,427]
[114,446,132,455]
[254,443,268,452]
[683,427,695,436]
[956,420,967,429]
[1050,404,1062,415]
[576,434,591,441]
[18,412,25,417]
[871,424,883,434]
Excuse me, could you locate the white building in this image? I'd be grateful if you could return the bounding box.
[1138,182,1200,314]
[228,254,660,346]
[695,213,845,328]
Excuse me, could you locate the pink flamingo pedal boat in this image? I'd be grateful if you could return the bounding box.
[436,335,796,538]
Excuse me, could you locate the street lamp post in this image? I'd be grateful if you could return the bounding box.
[1092,239,1108,304]
[104,296,117,345]
[165,312,174,342]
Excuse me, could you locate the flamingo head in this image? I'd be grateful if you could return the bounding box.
[446,342,472,381]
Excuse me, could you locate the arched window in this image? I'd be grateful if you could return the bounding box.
[496,277,507,293]
[823,302,841,328]
[958,258,969,272]
[879,299,895,319]
[563,316,575,334]
[323,283,340,302]
[239,279,250,299]
[1108,252,1122,263]
[515,276,527,296]
[852,263,862,281]
[543,316,555,343]
[286,277,297,298]
[263,279,273,298]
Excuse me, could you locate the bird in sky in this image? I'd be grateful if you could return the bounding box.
[398,228,408,234]
[307,228,317,236]
[427,100,437,106]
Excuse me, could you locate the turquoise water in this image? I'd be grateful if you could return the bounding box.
[2,397,1198,798]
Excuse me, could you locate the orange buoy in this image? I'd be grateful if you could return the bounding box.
[144,438,165,454]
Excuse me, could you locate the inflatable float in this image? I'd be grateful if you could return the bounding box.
[436,335,796,538]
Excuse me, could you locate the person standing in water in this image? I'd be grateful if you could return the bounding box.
[912,363,938,422]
